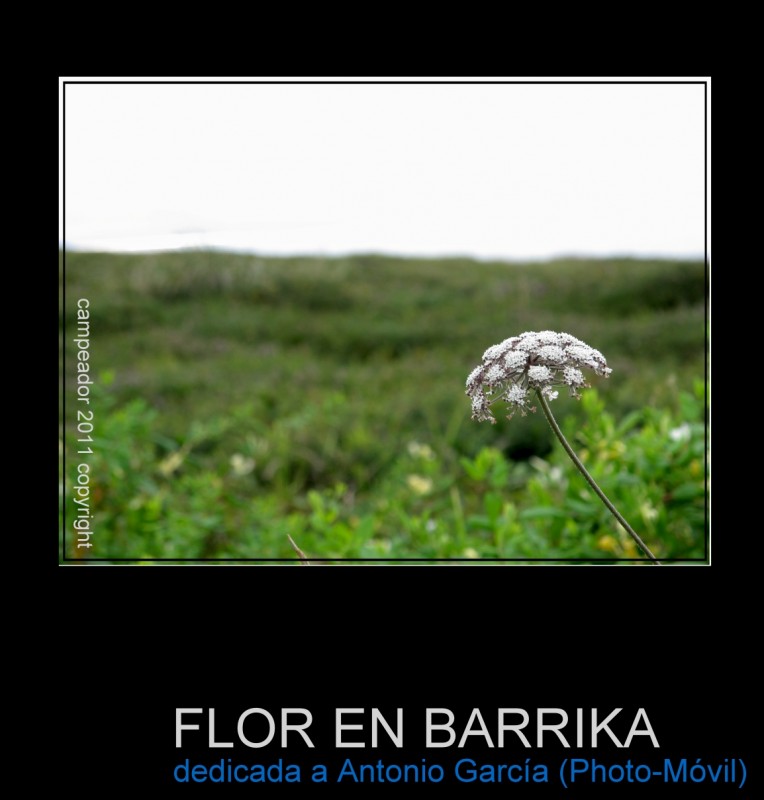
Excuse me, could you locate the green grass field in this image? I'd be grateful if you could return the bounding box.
[59,250,707,564]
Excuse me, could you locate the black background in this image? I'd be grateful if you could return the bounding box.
[57,71,741,799]
[58,556,756,799]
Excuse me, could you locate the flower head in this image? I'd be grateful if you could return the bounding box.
[465,330,612,423]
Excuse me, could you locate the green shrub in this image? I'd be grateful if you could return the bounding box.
[60,250,707,563]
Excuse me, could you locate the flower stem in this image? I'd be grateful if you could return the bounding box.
[536,390,662,565]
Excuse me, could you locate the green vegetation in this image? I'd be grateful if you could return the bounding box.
[59,250,707,563]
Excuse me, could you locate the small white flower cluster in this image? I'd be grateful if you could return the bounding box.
[466,331,612,423]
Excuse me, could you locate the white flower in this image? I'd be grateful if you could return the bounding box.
[503,351,528,371]
[466,330,612,423]
[563,366,586,388]
[230,453,256,476]
[407,474,433,495]
[536,345,566,363]
[505,384,528,405]
[669,423,691,442]
[527,365,554,386]
[407,441,435,460]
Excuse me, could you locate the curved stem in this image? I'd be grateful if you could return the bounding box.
[536,390,662,565]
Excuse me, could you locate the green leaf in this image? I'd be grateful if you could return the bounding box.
[519,507,568,520]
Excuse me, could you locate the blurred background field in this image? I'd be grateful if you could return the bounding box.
[59,250,707,563]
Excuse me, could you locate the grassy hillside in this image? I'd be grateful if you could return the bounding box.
[59,250,707,563]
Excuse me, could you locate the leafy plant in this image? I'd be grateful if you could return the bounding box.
[59,250,706,563]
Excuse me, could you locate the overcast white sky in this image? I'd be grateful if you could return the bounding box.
[60,79,708,260]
